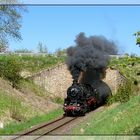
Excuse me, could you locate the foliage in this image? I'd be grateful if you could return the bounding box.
[0,39,8,52]
[107,81,132,104]
[136,37,140,45]
[0,4,26,52]
[0,54,65,87]
[133,31,140,46]
[19,54,65,73]
[108,56,140,104]
[109,56,140,82]
[133,31,140,36]
[133,126,140,135]
[37,42,48,53]
[0,55,23,87]
[55,48,66,57]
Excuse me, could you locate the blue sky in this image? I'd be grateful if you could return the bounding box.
[10,6,140,55]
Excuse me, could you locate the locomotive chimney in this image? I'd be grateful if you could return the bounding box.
[72,79,78,85]
[78,71,84,83]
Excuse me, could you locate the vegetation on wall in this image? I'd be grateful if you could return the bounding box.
[0,54,65,88]
[108,55,140,104]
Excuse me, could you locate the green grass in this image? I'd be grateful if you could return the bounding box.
[72,95,140,134]
[18,54,65,73]
[0,91,11,115]
[109,56,140,82]
[0,108,63,134]
[0,91,29,121]
[0,54,65,74]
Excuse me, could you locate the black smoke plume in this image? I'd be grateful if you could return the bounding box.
[66,32,118,84]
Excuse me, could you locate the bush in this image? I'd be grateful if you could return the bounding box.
[116,82,132,103]
[133,126,140,135]
[0,55,23,88]
[107,81,132,104]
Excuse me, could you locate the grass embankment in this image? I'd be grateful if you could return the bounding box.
[72,95,140,134]
[0,90,30,122]
[0,54,65,134]
[0,108,63,134]
[0,76,64,135]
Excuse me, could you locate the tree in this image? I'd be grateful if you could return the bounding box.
[0,39,8,52]
[133,31,140,47]
[55,48,66,57]
[37,42,48,53]
[0,3,26,52]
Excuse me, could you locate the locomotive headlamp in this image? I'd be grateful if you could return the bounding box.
[77,104,80,107]
[64,103,67,106]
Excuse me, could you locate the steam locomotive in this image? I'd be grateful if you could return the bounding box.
[63,80,112,116]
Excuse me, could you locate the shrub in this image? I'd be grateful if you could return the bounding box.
[107,81,132,105]
[133,126,140,135]
[0,55,23,88]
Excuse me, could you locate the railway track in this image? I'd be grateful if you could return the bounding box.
[11,116,77,140]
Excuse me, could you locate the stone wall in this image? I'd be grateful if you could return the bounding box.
[103,68,127,94]
[28,64,127,98]
[28,64,73,98]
